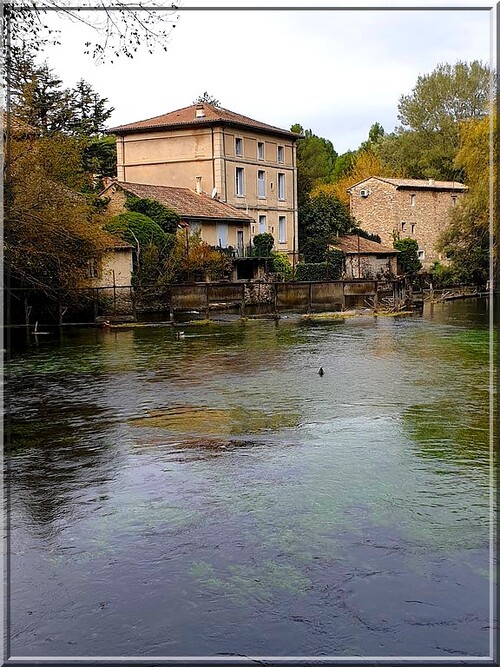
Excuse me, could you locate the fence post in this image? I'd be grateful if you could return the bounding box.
[274,283,278,315]
[373,282,378,313]
[240,284,245,318]
[307,283,312,313]
[24,295,30,328]
[341,282,346,311]
[205,283,210,320]
[93,289,99,322]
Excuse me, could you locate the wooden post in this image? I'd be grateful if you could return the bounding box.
[240,283,246,318]
[112,270,117,314]
[274,283,278,315]
[341,282,346,311]
[93,289,99,322]
[24,296,30,328]
[205,283,210,320]
[373,281,378,313]
[307,283,312,313]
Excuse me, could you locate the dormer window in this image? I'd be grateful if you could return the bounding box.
[195,104,205,118]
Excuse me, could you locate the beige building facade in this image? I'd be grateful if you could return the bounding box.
[348,177,467,267]
[109,103,301,259]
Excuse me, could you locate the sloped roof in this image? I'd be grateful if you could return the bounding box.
[108,103,301,140]
[348,176,467,191]
[330,234,399,255]
[110,181,253,223]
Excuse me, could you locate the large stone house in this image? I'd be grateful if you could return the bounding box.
[347,177,467,267]
[108,103,301,262]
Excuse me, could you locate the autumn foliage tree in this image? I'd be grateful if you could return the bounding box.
[438,114,494,285]
[6,125,111,299]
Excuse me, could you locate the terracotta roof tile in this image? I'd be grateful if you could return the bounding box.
[108,103,301,140]
[116,181,253,223]
[348,176,467,191]
[330,234,399,254]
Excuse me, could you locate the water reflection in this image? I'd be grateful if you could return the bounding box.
[7,299,492,657]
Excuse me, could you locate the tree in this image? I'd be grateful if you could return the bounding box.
[193,92,221,107]
[10,54,114,138]
[377,60,493,181]
[4,2,179,62]
[291,123,337,206]
[359,122,385,152]
[437,115,493,286]
[393,237,422,274]
[6,126,110,298]
[68,79,114,137]
[313,149,391,206]
[299,191,353,262]
[398,61,491,135]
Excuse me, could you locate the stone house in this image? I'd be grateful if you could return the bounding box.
[87,235,134,289]
[108,103,301,262]
[347,177,467,267]
[329,235,399,280]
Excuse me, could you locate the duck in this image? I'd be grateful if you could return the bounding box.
[176,331,185,340]
[318,367,324,376]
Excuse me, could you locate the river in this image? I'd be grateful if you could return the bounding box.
[6,298,493,659]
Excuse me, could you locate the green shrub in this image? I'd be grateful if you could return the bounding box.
[295,263,330,281]
[324,248,344,279]
[125,196,180,233]
[393,237,422,274]
[270,252,293,280]
[105,211,169,249]
[430,261,457,287]
[253,233,274,257]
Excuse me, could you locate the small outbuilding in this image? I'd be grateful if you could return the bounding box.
[329,235,399,280]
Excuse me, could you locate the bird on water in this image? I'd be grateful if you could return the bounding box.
[318,367,324,376]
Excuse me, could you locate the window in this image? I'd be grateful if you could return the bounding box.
[411,223,416,234]
[258,215,267,234]
[278,173,285,200]
[257,142,264,160]
[417,249,425,260]
[235,137,243,156]
[410,193,415,206]
[401,221,406,232]
[278,216,286,243]
[277,145,284,163]
[88,258,99,278]
[257,170,266,198]
[216,223,228,248]
[236,167,245,196]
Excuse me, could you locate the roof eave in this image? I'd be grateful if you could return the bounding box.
[108,118,301,141]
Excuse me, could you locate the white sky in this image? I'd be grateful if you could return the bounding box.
[35,1,493,154]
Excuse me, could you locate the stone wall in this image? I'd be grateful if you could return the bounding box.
[350,178,464,267]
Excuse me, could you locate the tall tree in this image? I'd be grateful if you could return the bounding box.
[6,127,110,297]
[69,79,114,137]
[299,191,353,262]
[313,149,392,206]
[377,60,493,181]
[290,123,338,206]
[438,115,493,286]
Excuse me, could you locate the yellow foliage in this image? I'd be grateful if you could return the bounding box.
[312,150,391,206]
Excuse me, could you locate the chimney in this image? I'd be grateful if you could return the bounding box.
[195,176,202,194]
[195,104,205,118]
[428,178,435,186]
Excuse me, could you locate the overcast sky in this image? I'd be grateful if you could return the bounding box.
[38,1,492,154]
